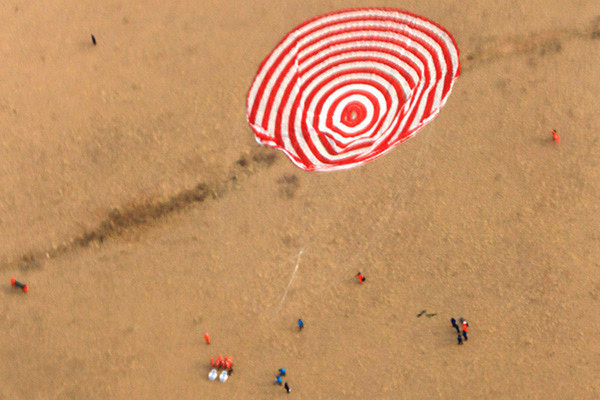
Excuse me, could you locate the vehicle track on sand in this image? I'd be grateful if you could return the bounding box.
[461,19,600,71]
[0,147,277,271]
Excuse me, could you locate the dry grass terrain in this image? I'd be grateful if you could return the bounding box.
[1,1,599,399]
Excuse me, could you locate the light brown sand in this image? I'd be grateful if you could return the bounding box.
[1,1,599,398]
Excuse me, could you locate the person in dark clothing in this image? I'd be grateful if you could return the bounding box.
[451,318,460,332]
[298,318,304,330]
[284,382,291,393]
[457,333,463,345]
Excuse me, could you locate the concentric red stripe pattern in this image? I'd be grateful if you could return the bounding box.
[247,8,460,171]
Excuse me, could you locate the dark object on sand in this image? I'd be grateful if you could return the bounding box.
[417,310,426,317]
[11,277,28,293]
[451,318,460,332]
[284,382,291,393]
[91,34,97,45]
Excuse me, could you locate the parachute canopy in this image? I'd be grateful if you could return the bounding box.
[246,8,460,171]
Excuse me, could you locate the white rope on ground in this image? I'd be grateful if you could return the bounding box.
[268,140,431,315]
[274,249,304,315]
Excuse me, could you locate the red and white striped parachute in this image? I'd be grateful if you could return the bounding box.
[247,8,460,171]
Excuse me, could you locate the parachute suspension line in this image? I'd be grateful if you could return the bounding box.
[274,249,304,315]
[263,147,430,321]
[265,144,431,314]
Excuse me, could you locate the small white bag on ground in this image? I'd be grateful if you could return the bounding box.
[208,369,218,381]
[219,370,228,383]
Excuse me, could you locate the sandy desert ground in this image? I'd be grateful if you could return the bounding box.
[1,0,599,398]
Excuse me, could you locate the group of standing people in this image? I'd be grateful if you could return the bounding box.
[274,368,291,393]
[451,317,469,345]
